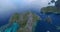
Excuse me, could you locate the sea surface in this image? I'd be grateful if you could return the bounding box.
[35,12,60,32]
[0,10,60,32]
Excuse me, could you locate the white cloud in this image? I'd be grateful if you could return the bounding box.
[0,0,17,11]
[0,0,52,13]
[25,0,36,3]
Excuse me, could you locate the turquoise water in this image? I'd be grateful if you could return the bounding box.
[4,22,19,32]
[0,11,60,32]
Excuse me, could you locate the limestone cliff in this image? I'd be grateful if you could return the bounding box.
[0,11,40,32]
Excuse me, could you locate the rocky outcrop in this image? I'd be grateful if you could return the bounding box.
[0,11,40,32]
[17,11,40,32]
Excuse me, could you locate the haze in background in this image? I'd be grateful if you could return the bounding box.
[0,0,52,24]
[0,0,52,12]
[0,0,60,32]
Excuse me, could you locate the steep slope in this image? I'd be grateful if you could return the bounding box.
[0,11,40,32]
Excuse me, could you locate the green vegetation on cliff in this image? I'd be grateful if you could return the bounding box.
[41,6,60,14]
[17,11,40,32]
[0,11,40,32]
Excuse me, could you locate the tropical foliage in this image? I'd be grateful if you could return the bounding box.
[0,11,40,32]
[41,6,60,14]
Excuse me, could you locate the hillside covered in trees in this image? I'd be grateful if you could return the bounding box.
[41,0,60,14]
[0,11,40,32]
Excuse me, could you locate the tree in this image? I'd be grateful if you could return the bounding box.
[55,0,60,9]
[51,0,60,9]
[41,6,57,14]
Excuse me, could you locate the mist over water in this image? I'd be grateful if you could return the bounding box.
[0,0,53,27]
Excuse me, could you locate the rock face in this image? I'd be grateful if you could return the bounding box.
[24,12,33,32]
[0,11,40,32]
[22,12,36,32]
[17,11,40,32]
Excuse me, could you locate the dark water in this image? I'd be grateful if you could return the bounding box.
[0,10,60,32]
[35,13,60,32]
[0,14,12,27]
[0,10,23,27]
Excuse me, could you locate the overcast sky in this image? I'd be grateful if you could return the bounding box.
[0,0,53,16]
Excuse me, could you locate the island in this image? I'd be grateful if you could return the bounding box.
[0,11,40,32]
[41,6,60,14]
